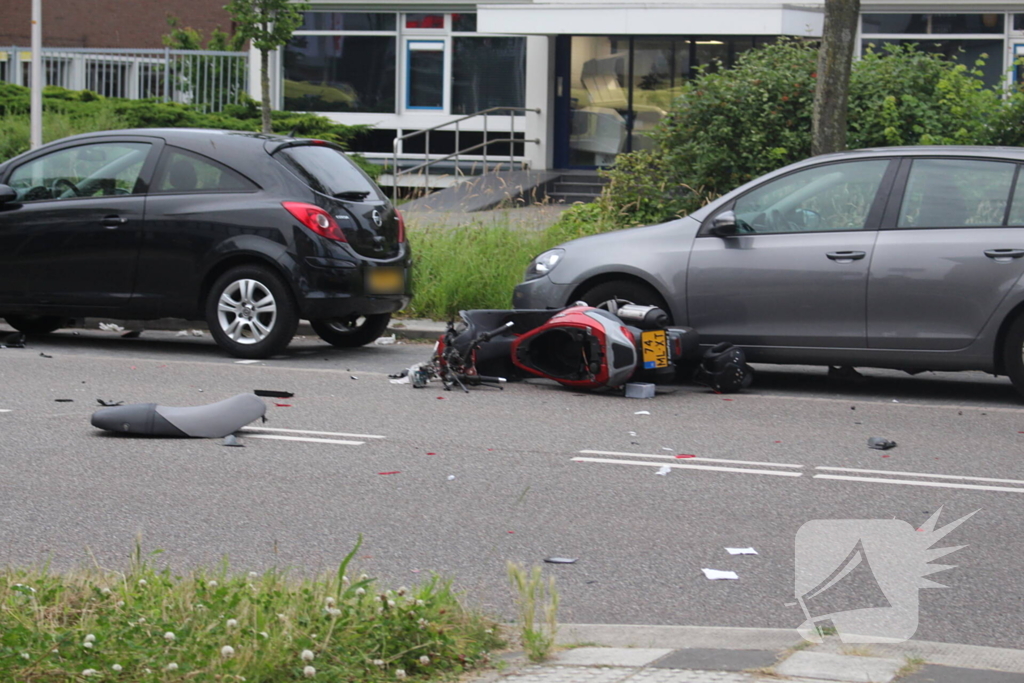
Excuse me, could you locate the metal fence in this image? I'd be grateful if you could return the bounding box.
[0,47,249,112]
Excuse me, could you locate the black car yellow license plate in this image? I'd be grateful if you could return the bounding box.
[641,329,669,369]
[366,267,405,294]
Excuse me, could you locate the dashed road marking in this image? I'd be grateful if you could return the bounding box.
[573,455,804,478]
[241,426,385,439]
[579,450,803,468]
[244,434,364,446]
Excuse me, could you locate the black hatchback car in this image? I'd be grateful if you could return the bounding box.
[0,129,410,358]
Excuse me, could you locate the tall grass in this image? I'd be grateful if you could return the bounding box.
[0,539,502,681]
[0,106,130,163]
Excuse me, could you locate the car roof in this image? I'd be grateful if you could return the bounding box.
[810,145,1024,162]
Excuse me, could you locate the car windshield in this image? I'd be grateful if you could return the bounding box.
[273,144,382,200]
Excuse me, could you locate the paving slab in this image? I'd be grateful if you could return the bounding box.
[649,648,778,672]
[552,647,674,667]
[555,624,804,651]
[900,664,1024,683]
[775,651,903,683]
[810,639,1024,675]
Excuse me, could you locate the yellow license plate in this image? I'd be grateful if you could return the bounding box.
[366,268,405,294]
[641,330,669,369]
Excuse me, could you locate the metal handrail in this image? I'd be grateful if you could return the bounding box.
[391,106,540,201]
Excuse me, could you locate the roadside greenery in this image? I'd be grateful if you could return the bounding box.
[0,540,501,681]
[597,39,1024,227]
[506,563,558,663]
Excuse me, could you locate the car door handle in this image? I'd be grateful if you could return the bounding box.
[101,215,128,228]
[984,249,1024,260]
[826,251,866,261]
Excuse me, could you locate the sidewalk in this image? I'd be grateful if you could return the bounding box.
[474,625,1024,683]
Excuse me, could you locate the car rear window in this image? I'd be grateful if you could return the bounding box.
[273,145,382,200]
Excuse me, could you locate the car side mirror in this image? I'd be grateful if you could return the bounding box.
[0,184,16,205]
[709,210,740,237]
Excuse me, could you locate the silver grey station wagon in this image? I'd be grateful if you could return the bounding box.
[514,147,1024,396]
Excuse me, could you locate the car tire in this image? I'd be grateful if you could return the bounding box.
[578,280,672,322]
[1002,314,1024,398]
[4,315,68,335]
[310,314,391,348]
[205,265,298,359]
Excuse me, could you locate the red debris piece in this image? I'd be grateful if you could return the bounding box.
[378,471,401,475]
[722,398,734,401]
[274,403,292,407]
[675,454,696,459]
[774,440,782,443]
[487,448,494,451]
[437,396,446,400]
[130,366,137,370]
[882,455,890,458]
[507,531,514,534]
[426,452,436,455]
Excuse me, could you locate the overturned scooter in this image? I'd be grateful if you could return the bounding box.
[428,302,700,392]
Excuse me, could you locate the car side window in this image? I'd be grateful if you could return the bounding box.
[1009,171,1024,226]
[8,142,151,202]
[898,158,1016,228]
[732,160,890,234]
[152,148,257,194]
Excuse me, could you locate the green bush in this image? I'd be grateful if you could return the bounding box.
[599,39,1024,226]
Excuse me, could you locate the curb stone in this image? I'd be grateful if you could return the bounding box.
[76,317,445,342]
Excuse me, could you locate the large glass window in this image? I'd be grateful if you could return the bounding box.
[862,39,1004,89]
[406,41,444,109]
[8,142,151,202]
[298,12,395,31]
[452,37,526,114]
[732,160,890,233]
[898,159,1016,228]
[283,35,396,113]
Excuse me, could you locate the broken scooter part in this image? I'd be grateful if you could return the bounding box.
[91,393,266,437]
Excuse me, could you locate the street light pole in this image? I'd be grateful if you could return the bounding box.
[30,0,43,149]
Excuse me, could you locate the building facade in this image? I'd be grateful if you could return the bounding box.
[262,2,1024,172]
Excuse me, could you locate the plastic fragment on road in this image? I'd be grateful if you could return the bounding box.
[634,410,651,415]
[235,360,261,365]
[91,393,266,438]
[656,465,671,476]
[378,471,401,475]
[39,352,52,358]
[122,330,142,339]
[543,557,577,564]
[1,332,26,348]
[273,403,292,408]
[447,475,455,481]
[98,322,125,332]
[350,376,358,380]
[625,382,655,399]
[628,431,637,436]
[675,454,696,459]
[254,390,294,398]
[175,329,204,337]
[55,399,73,402]
[661,447,674,451]
[375,335,397,345]
[725,547,757,555]
[390,374,411,385]
[222,435,245,447]
[868,437,897,450]
[96,399,124,407]
[702,568,739,580]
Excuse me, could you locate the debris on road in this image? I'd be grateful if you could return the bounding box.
[222,435,245,447]
[634,410,651,415]
[725,547,757,555]
[255,390,294,398]
[868,437,898,450]
[122,330,142,339]
[273,403,292,408]
[98,322,125,332]
[235,360,261,365]
[39,352,52,358]
[375,334,397,345]
[656,465,671,476]
[1,332,26,348]
[543,557,577,564]
[378,471,401,476]
[91,393,266,438]
[625,382,655,399]
[447,475,456,481]
[350,376,358,380]
[675,454,696,459]
[175,329,204,337]
[701,568,739,580]
[96,399,124,407]
[54,399,73,403]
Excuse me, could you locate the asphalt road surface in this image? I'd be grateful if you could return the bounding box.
[1,326,1023,649]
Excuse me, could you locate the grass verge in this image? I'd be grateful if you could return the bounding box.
[1,540,502,681]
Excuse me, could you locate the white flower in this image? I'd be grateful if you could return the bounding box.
[248,571,258,579]
[221,645,235,658]
[355,588,366,596]
[164,662,178,672]
[82,669,99,677]
[101,588,112,596]
[397,586,407,596]
[359,574,368,581]
[311,634,318,639]
[277,613,287,621]
[20,653,29,660]
[485,628,493,634]
[83,642,94,649]
[207,580,218,588]
[144,669,152,674]
[226,619,238,629]
[396,669,407,679]
[301,649,315,662]
[137,579,147,587]
[164,631,176,642]
[387,600,396,608]
[417,618,428,627]
[84,634,96,643]
[112,664,123,672]
[342,575,350,585]
[138,617,146,624]
[374,595,383,602]
[303,665,316,678]
[385,590,394,598]
[373,659,385,668]
[116,600,125,608]
[325,597,335,607]
[416,600,425,607]
[326,607,341,617]
[259,631,269,639]
[419,655,430,666]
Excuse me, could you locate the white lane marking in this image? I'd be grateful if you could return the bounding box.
[241,426,385,439]
[579,450,803,468]
[815,474,1024,494]
[573,457,804,477]
[244,434,364,446]
[0,409,10,413]
[817,466,1024,487]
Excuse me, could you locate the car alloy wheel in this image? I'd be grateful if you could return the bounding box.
[217,278,278,345]
[205,265,298,359]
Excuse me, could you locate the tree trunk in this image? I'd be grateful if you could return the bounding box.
[260,47,272,134]
[811,0,860,156]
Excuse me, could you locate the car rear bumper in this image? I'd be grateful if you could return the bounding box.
[512,277,573,309]
[297,256,411,319]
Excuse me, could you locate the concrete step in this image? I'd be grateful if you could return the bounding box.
[553,181,606,195]
[547,192,601,204]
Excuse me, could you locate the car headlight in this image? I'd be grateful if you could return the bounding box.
[524,248,565,281]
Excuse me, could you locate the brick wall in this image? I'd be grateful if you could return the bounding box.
[0,0,236,48]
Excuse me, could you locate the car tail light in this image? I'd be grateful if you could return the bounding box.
[282,202,346,242]
[396,208,406,243]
